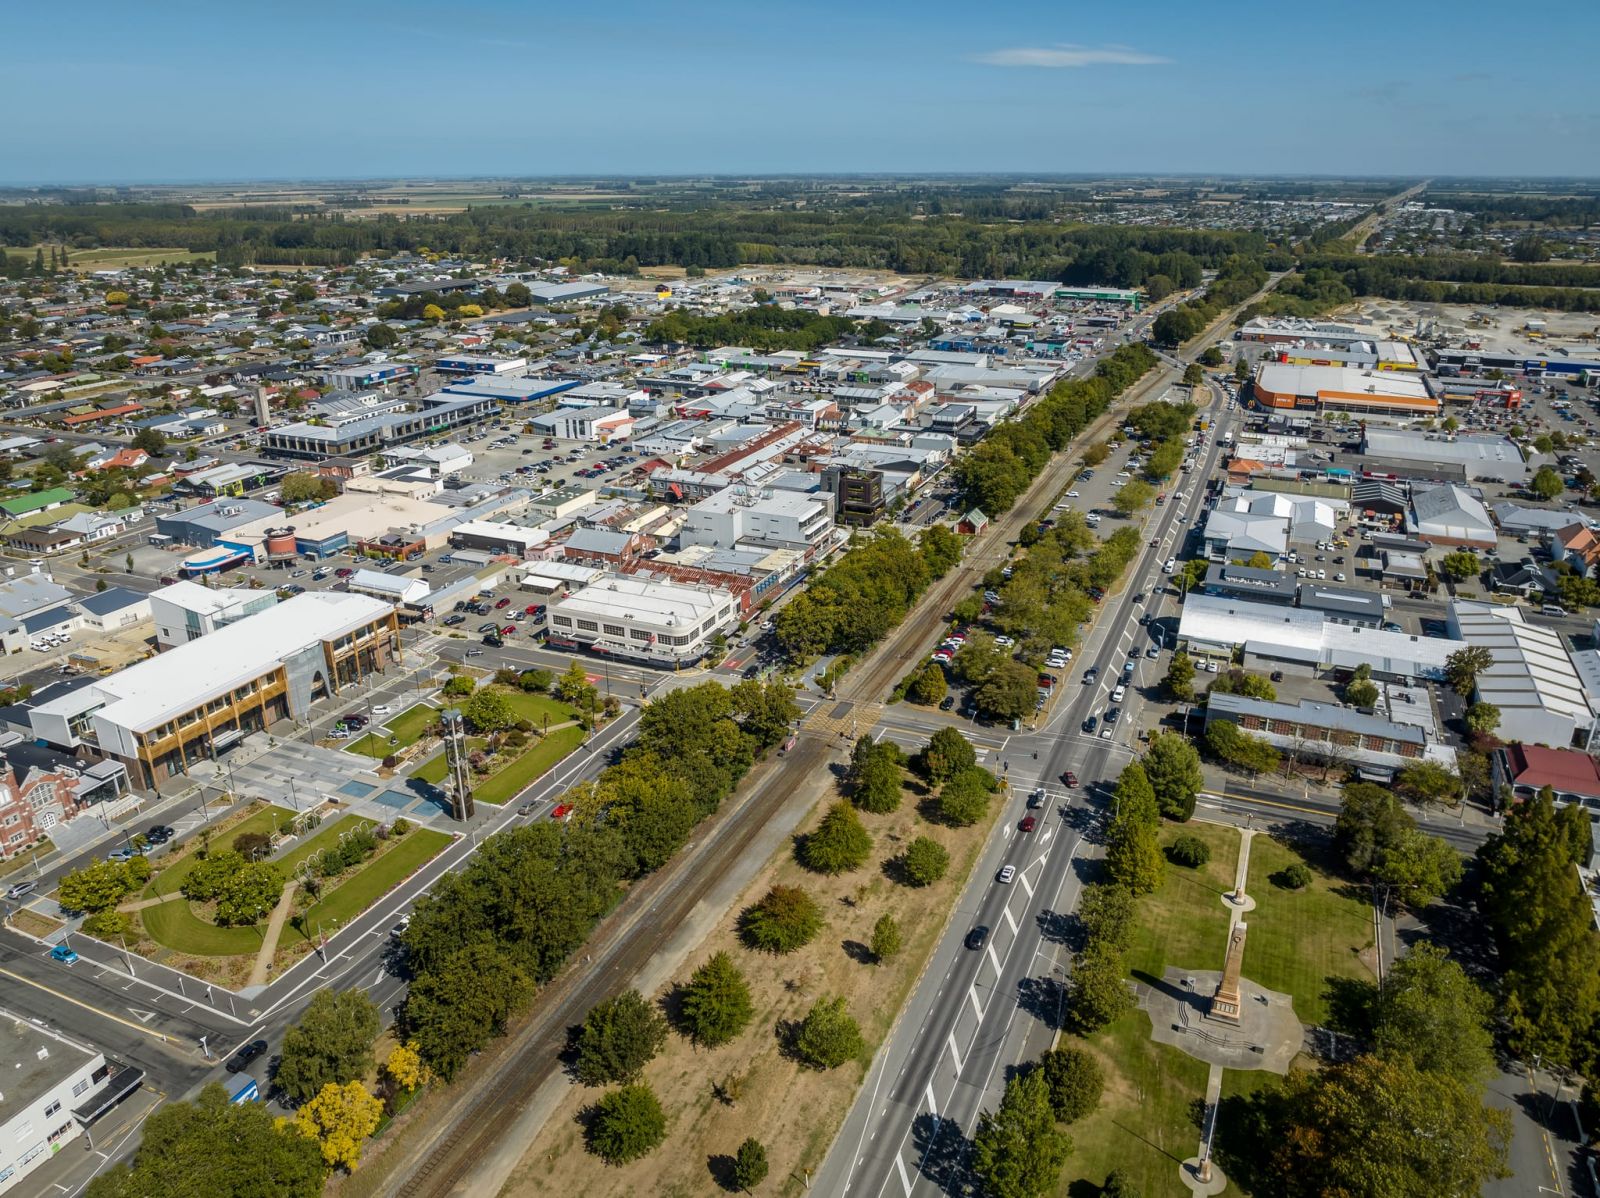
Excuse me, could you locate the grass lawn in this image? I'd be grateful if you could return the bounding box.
[37,246,216,271]
[1060,1013,1211,1196]
[1125,822,1241,985]
[274,815,377,877]
[282,828,451,943]
[1242,834,1374,1026]
[140,894,268,956]
[499,690,579,728]
[471,725,585,805]
[345,703,438,758]
[144,805,296,898]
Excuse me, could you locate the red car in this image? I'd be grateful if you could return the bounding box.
[1020,816,1038,833]
[1062,771,1078,788]
[495,597,511,609]
[550,803,574,821]
[523,604,542,616]
[335,567,354,578]
[501,625,516,636]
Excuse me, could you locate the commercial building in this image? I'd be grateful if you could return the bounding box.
[449,520,548,557]
[1201,509,1288,562]
[315,362,418,390]
[1409,484,1497,549]
[438,374,581,405]
[544,574,739,667]
[1202,563,1296,606]
[28,592,399,788]
[152,499,282,549]
[1359,427,1527,484]
[1447,601,1595,751]
[1178,593,1457,681]
[264,394,496,460]
[0,1015,126,1195]
[345,568,431,609]
[528,280,608,304]
[1252,363,1438,418]
[1492,742,1600,812]
[434,354,527,377]
[379,443,473,478]
[1203,691,1446,782]
[149,581,278,649]
[530,406,634,443]
[678,486,836,555]
[74,587,151,633]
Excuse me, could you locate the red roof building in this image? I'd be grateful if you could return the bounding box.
[1494,742,1600,808]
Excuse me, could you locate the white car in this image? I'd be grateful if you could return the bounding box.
[1334,572,1346,582]
[1111,685,1127,702]
[1066,489,1080,498]
[994,636,1016,648]
[997,865,1016,885]
[1205,660,1220,673]
[372,704,393,716]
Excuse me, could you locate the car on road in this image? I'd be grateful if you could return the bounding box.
[1082,666,1098,685]
[483,634,503,647]
[390,915,411,939]
[997,865,1016,885]
[1081,714,1098,734]
[372,704,393,715]
[226,1039,268,1073]
[5,881,36,901]
[144,825,174,846]
[50,944,78,965]
[107,846,140,862]
[465,648,484,657]
[551,803,575,821]
[1019,815,1038,833]
[939,695,956,711]
[1111,684,1126,703]
[965,926,990,951]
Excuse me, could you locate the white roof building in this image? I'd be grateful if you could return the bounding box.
[346,569,431,607]
[1410,484,1497,549]
[544,574,739,667]
[149,579,278,649]
[1201,510,1289,561]
[1447,600,1595,750]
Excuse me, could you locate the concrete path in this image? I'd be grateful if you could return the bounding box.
[1223,827,1257,924]
[246,880,299,988]
[117,891,184,913]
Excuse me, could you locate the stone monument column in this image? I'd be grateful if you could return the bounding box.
[1209,921,1247,1023]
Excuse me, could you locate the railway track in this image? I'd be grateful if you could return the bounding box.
[385,275,1288,1198]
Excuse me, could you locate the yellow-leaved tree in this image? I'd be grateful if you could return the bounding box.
[455,304,484,319]
[287,1080,382,1171]
[421,303,446,322]
[105,290,130,305]
[384,1040,432,1094]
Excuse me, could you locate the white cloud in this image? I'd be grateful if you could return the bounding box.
[974,44,1171,68]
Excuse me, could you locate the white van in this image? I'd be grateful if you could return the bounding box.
[1542,604,1569,617]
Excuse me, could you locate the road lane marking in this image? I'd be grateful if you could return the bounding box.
[924,1083,938,1116]
[986,943,1003,976]
[967,986,983,1019]
[895,1154,913,1196]
[0,968,175,1043]
[1017,872,1035,898]
[945,1032,965,1074]
[1001,906,1019,935]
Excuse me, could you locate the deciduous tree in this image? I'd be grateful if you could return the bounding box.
[1446,645,1494,697]
[739,885,823,954]
[971,1070,1072,1198]
[276,989,381,1103]
[1141,731,1203,821]
[792,995,864,1070]
[586,1082,667,1164]
[679,951,754,1047]
[732,1137,769,1192]
[917,726,977,784]
[288,1080,383,1172]
[1039,1045,1103,1124]
[899,836,950,886]
[574,989,668,1085]
[799,801,873,875]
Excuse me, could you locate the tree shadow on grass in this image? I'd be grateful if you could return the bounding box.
[1321,974,1376,1041]
[909,1110,972,1197]
[841,938,876,966]
[706,1153,740,1193]
[1211,1087,1290,1195]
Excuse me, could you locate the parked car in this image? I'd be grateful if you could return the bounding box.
[372,704,393,715]
[50,944,78,965]
[144,825,174,846]
[5,880,36,901]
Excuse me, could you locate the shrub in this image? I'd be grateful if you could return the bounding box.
[898,836,950,887]
[870,913,902,963]
[442,676,474,697]
[586,1083,666,1164]
[791,996,864,1070]
[1276,862,1313,890]
[82,908,133,941]
[798,802,873,875]
[739,885,823,954]
[234,830,272,862]
[390,818,411,836]
[1168,835,1211,868]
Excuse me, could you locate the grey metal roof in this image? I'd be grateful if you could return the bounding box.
[1207,690,1425,745]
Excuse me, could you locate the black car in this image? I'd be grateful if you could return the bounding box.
[965,926,990,951]
[1105,707,1122,725]
[225,1039,268,1073]
[483,634,504,647]
[1082,714,1098,734]
[939,695,956,711]
[345,714,368,729]
[443,614,465,627]
[144,825,174,846]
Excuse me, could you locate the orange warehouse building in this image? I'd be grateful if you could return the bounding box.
[1252,363,1438,419]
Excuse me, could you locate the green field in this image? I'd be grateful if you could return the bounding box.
[345,703,438,758]
[412,738,486,784]
[144,804,297,898]
[472,725,586,805]
[282,828,451,943]
[1126,823,1241,984]
[500,690,580,728]
[1241,834,1374,1025]
[140,891,266,956]
[25,246,217,272]
[1061,1014,1211,1196]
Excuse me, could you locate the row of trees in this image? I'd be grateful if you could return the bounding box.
[398,679,799,1078]
[773,525,963,662]
[955,343,1158,517]
[1151,255,1271,346]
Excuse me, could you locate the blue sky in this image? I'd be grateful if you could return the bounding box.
[6,0,1598,183]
